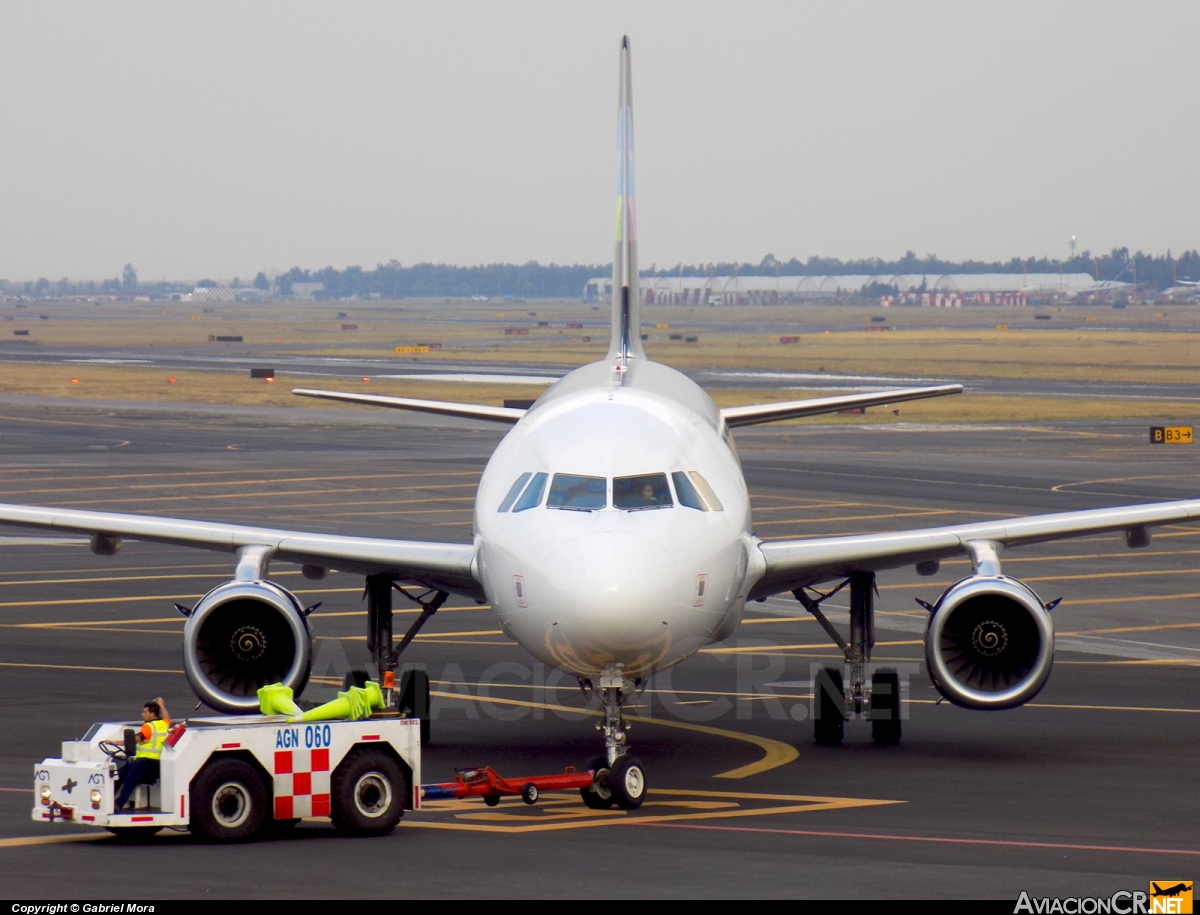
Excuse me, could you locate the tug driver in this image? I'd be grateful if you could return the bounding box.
[112,698,170,810]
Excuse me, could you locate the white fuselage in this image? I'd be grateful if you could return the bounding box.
[474,358,762,680]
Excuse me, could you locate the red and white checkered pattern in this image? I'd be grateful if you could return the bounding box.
[274,749,331,819]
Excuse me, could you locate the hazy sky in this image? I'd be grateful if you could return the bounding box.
[2,2,1197,281]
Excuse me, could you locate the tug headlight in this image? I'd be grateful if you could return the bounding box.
[90,788,102,808]
[40,785,52,805]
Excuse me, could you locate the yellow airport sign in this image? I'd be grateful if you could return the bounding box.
[656,322,669,329]
[394,345,430,355]
[1150,426,1193,444]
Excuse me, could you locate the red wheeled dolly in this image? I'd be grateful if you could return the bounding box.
[421,765,597,807]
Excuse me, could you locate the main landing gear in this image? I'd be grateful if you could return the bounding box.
[578,665,647,810]
[363,574,447,745]
[794,571,903,747]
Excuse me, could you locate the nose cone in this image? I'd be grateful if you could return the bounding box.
[542,532,677,668]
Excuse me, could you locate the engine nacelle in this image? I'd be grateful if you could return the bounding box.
[924,575,1054,710]
[182,580,313,714]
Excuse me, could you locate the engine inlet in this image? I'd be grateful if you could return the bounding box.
[925,575,1054,710]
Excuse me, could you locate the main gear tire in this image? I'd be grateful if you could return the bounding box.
[870,668,902,746]
[813,666,846,746]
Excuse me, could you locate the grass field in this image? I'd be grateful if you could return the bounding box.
[2,298,1198,422]
[2,363,1195,425]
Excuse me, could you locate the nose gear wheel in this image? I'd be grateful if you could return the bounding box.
[579,666,649,808]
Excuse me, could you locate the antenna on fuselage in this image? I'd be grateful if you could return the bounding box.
[608,35,643,373]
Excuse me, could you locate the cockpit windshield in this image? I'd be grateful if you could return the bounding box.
[613,473,673,511]
[547,474,607,511]
[500,469,712,514]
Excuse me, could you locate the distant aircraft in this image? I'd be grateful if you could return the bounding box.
[3,37,1200,809]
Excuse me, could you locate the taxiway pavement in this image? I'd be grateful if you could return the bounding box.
[0,398,1198,898]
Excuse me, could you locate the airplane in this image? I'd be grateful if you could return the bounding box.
[4,36,1200,812]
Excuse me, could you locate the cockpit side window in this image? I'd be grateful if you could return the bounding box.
[512,472,548,512]
[547,474,607,511]
[613,473,674,511]
[671,471,708,511]
[688,471,724,511]
[498,472,533,512]
[721,424,741,465]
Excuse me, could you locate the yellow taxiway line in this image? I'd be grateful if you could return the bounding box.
[406,788,897,835]
[0,833,115,849]
[429,689,797,779]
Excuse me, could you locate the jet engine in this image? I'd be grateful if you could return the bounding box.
[924,575,1054,710]
[182,580,313,714]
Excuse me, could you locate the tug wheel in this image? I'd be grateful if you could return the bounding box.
[190,757,268,842]
[330,747,406,837]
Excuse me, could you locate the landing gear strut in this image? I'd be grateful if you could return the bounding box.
[578,665,647,810]
[794,571,902,746]
[364,574,446,745]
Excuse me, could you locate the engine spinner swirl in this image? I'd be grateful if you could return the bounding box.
[230,625,267,662]
[971,620,1008,657]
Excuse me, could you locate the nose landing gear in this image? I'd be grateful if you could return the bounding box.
[578,665,647,810]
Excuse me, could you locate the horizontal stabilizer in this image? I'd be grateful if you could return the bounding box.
[720,384,963,428]
[292,388,525,424]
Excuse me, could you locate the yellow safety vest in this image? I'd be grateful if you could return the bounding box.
[135,719,169,760]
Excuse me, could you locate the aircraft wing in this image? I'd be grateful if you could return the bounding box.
[750,498,1200,598]
[0,502,483,599]
[721,384,963,428]
[293,388,525,424]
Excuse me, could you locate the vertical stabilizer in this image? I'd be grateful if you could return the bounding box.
[608,35,644,366]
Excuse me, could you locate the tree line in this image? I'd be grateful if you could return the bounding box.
[266,248,1200,297]
[4,248,1198,299]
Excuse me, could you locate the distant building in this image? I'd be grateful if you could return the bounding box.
[291,282,325,299]
[190,286,237,302]
[583,273,1118,305]
[183,286,273,303]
